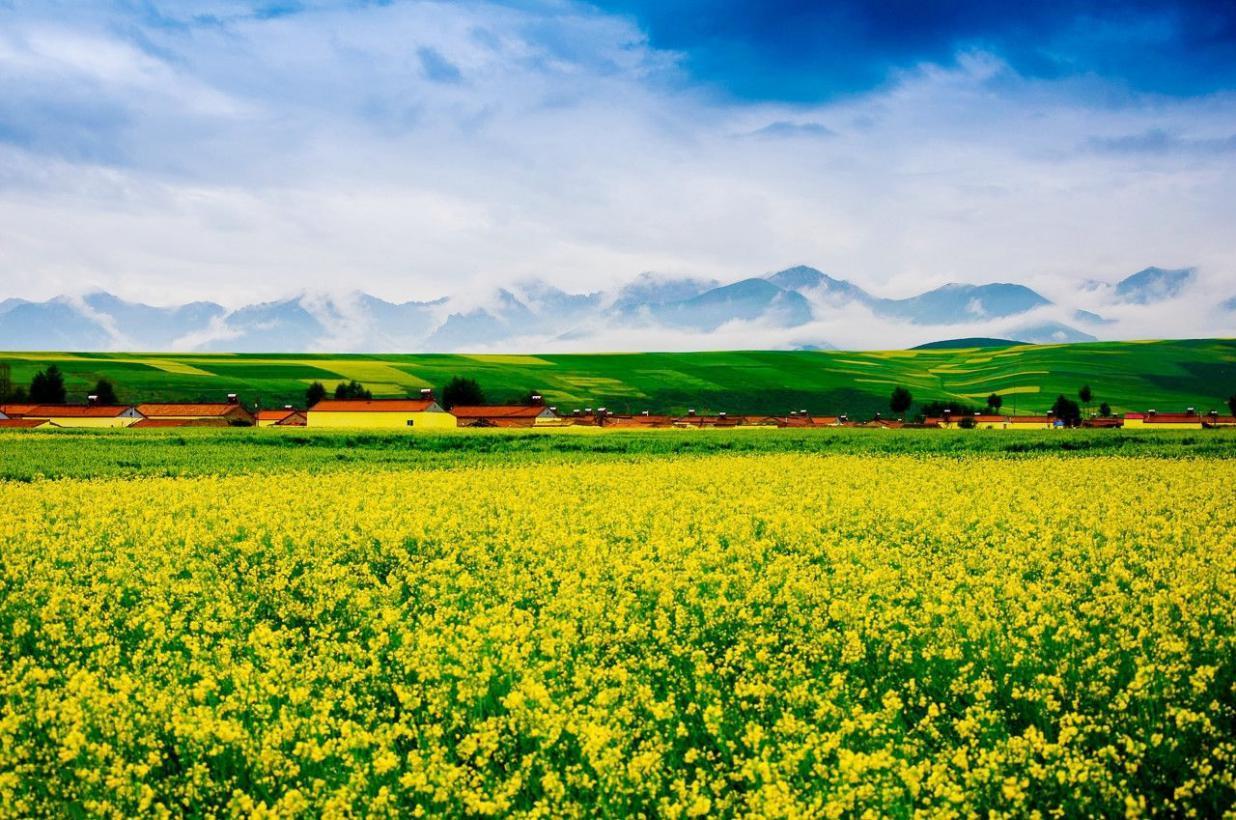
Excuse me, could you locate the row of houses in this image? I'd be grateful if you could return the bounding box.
[924,408,1236,430]
[2,391,1234,430]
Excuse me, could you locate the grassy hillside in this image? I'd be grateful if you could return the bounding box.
[2,338,1234,417]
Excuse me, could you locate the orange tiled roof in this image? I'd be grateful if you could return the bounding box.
[450,405,552,419]
[309,399,437,413]
[0,418,49,428]
[137,403,249,417]
[256,408,300,421]
[0,404,38,417]
[25,404,135,418]
[1142,414,1203,423]
[1008,416,1054,423]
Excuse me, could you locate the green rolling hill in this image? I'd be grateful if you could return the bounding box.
[2,339,1234,417]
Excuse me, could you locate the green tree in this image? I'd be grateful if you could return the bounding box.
[442,377,485,410]
[986,393,1003,413]
[1079,384,1093,417]
[1228,394,1236,417]
[306,381,327,407]
[29,365,66,404]
[889,386,912,416]
[1051,394,1082,426]
[334,380,372,400]
[1099,401,1112,418]
[91,379,118,405]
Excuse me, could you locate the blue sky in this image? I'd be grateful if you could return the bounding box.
[0,0,1234,342]
[597,0,1236,100]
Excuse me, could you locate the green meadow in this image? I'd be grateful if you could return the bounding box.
[2,338,1234,416]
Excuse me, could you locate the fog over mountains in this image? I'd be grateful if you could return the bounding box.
[1,266,1228,353]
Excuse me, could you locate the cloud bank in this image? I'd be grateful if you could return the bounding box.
[0,0,1232,342]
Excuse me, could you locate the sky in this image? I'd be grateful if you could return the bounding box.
[1,0,1235,321]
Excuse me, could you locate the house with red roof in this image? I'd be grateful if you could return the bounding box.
[137,394,255,426]
[1123,410,1204,429]
[21,404,143,428]
[307,390,455,429]
[256,407,308,427]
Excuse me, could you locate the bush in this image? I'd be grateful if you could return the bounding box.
[29,365,66,404]
[442,377,485,410]
[334,380,372,400]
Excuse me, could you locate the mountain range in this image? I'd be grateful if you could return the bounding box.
[0,265,1220,352]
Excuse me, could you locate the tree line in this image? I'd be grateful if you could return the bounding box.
[0,364,117,405]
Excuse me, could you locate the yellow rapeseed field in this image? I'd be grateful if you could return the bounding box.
[0,453,1233,816]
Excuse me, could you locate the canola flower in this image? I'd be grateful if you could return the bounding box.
[0,453,1233,817]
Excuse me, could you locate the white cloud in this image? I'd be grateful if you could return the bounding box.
[0,1,1233,348]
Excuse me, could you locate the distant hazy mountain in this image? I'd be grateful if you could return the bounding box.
[764,265,872,304]
[1073,309,1115,326]
[0,298,116,350]
[0,298,29,316]
[1010,322,1097,344]
[649,278,813,331]
[0,264,1195,352]
[1114,266,1196,304]
[1222,295,1236,311]
[873,282,1051,324]
[82,292,226,348]
[913,337,1022,350]
[610,273,719,313]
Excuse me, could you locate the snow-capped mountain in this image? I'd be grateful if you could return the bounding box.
[0,264,1218,352]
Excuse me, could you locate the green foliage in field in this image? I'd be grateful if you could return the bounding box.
[2,427,1235,482]
[1,339,1234,416]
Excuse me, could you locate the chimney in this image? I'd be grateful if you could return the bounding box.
[1186,406,1195,415]
[549,406,557,413]
[87,394,99,406]
[719,411,727,418]
[641,409,650,416]
[572,409,581,417]
[800,409,807,416]
[227,393,238,405]
[530,393,544,406]
[1148,409,1156,417]
[688,408,696,416]
[284,404,293,410]
[420,388,434,400]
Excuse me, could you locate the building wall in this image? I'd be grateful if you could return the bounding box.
[1124,417,1202,429]
[307,410,458,429]
[45,416,141,428]
[1006,421,1055,430]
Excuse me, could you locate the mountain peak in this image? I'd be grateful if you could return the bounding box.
[1114,266,1196,304]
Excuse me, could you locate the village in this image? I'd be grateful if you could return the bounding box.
[1,388,1234,431]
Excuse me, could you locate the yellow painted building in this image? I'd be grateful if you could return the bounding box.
[1006,416,1058,430]
[307,398,457,429]
[23,405,143,428]
[1123,412,1204,430]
